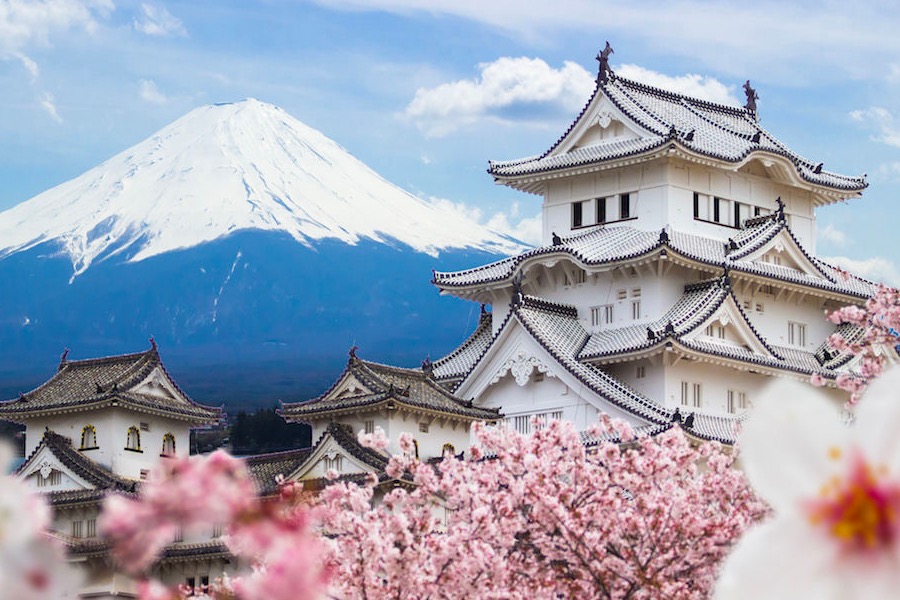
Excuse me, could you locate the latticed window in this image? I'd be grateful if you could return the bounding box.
[161,433,176,457]
[80,425,97,449]
[126,426,141,451]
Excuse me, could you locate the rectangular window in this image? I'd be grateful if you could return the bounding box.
[713,196,721,222]
[693,192,700,218]
[572,201,583,228]
[72,520,83,538]
[364,420,374,434]
[591,304,614,327]
[756,303,765,314]
[418,422,429,433]
[734,202,753,228]
[212,523,224,538]
[728,390,748,414]
[620,193,631,219]
[631,287,641,298]
[788,322,807,347]
[631,300,641,320]
[140,469,149,481]
[596,197,607,224]
[681,382,701,407]
[616,288,627,300]
[705,324,726,339]
[86,518,96,538]
[186,578,196,594]
[532,372,544,383]
[636,366,646,379]
[140,422,150,431]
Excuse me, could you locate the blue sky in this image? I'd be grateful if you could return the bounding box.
[2,0,900,282]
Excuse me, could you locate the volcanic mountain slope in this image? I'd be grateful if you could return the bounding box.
[0,100,522,407]
[0,98,520,278]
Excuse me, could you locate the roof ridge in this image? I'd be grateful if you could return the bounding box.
[611,74,748,116]
[519,294,579,318]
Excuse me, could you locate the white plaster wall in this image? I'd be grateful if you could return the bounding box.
[309,412,472,463]
[541,159,818,248]
[383,414,471,461]
[663,361,770,414]
[734,291,836,351]
[26,409,191,479]
[525,262,692,333]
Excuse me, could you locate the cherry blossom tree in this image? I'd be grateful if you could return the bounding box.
[823,283,900,406]
[93,419,763,600]
[319,419,766,599]
[99,450,329,600]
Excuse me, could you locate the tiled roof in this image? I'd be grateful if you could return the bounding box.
[322,421,390,473]
[280,355,500,422]
[433,220,876,300]
[489,75,866,193]
[244,447,313,494]
[0,344,222,422]
[514,295,671,425]
[510,295,742,444]
[433,309,494,382]
[19,429,136,491]
[579,279,730,359]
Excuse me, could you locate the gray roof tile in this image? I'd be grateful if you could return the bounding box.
[489,75,866,192]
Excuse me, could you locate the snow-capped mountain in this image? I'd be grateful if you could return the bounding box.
[0,100,519,408]
[0,99,521,278]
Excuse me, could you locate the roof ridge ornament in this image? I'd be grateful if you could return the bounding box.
[421,356,434,378]
[595,41,614,83]
[511,271,525,308]
[775,196,786,222]
[149,336,157,351]
[58,348,69,371]
[743,80,759,116]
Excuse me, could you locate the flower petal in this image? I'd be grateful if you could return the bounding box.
[740,376,849,512]
[854,367,900,474]
[715,519,834,600]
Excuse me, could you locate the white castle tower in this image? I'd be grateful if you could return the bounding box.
[423,52,872,445]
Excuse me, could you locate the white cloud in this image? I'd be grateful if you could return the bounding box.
[616,64,739,106]
[40,92,62,122]
[404,57,594,137]
[818,224,847,246]
[0,0,112,72]
[429,197,541,245]
[139,79,167,104]
[822,255,900,287]
[872,161,900,181]
[850,107,900,148]
[133,3,186,37]
[312,0,900,83]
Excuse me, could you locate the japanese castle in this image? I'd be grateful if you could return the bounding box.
[0,49,876,596]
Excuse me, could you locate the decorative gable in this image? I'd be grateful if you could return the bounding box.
[19,445,94,493]
[290,432,380,482]
[554,97,643,156]
[682,293,777,358]
[329,373,375,400]
[133,366,180,400]
[739,230,827,280]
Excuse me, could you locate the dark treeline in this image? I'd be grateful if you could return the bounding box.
[229,407,311,455]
